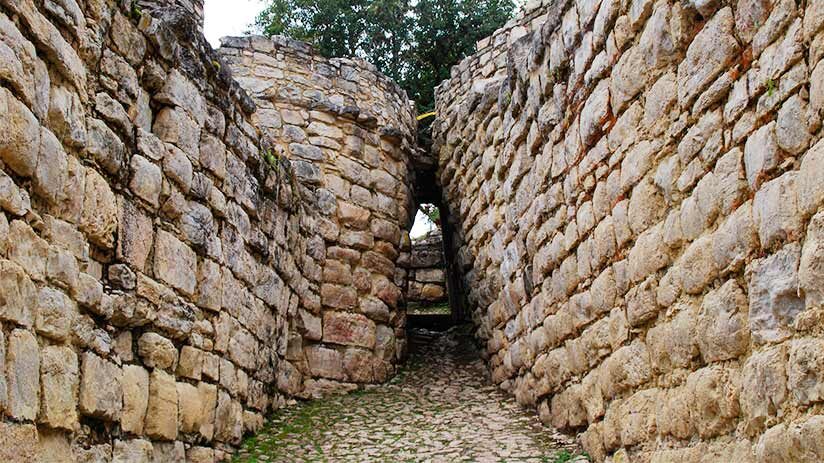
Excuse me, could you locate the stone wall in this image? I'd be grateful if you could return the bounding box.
[218,35,417,398]
[403,232,448,306]
[433,0,824,460]
[0,0,414,461]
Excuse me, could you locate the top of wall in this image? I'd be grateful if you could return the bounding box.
[218,35,417,146]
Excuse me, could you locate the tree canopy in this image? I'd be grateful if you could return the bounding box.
[254,0,516,112]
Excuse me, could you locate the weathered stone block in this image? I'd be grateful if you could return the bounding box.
[748,244,804,344]
[753,172,802,250]
[0,259,36,327]
[788,338,824,405]
[145,369,178,441]
[112,439,153,463]
[80,169,118,249]
[6,329,39,420]
[698,280,750,362]
[35,287,76,342]
[79,352,122,421]
[0,87,40,178]
[122,365,149,435]
[686,365,740,438]
[154,229,196,296]
[214,390,242,444]
[741,345,788,435]
[138,332,178,371]
[800,211,824,308]
[40,345,79,431]
[305,344,346,381]
[322,311,376,349]
[7,220,48,281]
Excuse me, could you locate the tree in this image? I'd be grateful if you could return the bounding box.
[255,0,516,112]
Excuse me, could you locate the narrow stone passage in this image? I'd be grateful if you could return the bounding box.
[233,328,581,462]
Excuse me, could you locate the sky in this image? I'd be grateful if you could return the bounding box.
[203,0,262,48]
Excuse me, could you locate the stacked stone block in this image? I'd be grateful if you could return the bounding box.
[218,35,418,397]
[402,232,449,305]
[0,0,390,460]
[433,0,824,460]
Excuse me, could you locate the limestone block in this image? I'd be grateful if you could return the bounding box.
[33,128,68,205]
[0,87,40,177]
[656,386,693,439]
[145,369,178,441]
[6,329,39,420]
[323,260,352,285]
[321,283,357,309]
[776,95,813,155]
[744,121,780,189]
[747,243,804,344]
[626,277,657,327]
[138,332,178,371]
[753,172,802,250]
[600,341,651,399]
[0,259,36,327]
[122,365,149,435]
[153,229,196,296]
[47,247,79,291]
[153,441,186,462]
[647,301,698,372]
[712,201,758,275]
[788,338,824,405]
[214,390,242,444]
[801,211,824,308]
[80,169,118,249]
[686,365,740,438]
[112,439,153,463]
[163,145,193,193]
[740,345,788,435]
[798,138,824,215]
[177,346,204,380]
[153,107,200,157]
[7,220,47,281]
[228,327,258,370]
[697,280,750,362]
[35,287,76,341]
[627,223,669,283]
[79,352,122,421]
[117,199,154,271]
[305,345,346,381]
[322,312,376,349]
[343,347,375,383]
[0,422,38,461]
[677,7,739,108]
[338,201,371,230]
[619,388,658,447]
[678,235,717,294]
[86,118,126,176]
[39,345,79,431]
[129,155,162,207]
[157,70,205,126]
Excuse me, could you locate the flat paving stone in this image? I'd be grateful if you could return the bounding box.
[233,326,584,462]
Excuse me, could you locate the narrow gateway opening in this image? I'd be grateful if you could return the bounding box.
[404,204,452,331]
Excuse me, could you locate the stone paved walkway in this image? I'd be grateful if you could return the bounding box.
[233,326,583,462]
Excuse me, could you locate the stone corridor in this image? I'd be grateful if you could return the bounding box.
[232,328,582,462]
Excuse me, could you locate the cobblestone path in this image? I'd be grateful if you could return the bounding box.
[234,327,582,462]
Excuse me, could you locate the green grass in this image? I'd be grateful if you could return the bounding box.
[407,301,451,315]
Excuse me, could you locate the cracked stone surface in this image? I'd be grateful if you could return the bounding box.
[233,327,581,462]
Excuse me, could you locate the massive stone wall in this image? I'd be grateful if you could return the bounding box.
[218,36,417,397]
[434,0,824,460]
[0,0,415,461]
